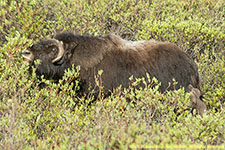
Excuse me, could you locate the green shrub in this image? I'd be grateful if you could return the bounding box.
[0,0,224,149]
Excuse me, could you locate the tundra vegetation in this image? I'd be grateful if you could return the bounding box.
[0,0,224,149]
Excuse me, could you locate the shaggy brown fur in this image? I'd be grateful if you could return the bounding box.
[22,32,201,95]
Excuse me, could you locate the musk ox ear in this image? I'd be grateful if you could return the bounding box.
[52,40,65,63]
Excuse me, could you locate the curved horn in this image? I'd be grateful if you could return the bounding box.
[52,40,64,63]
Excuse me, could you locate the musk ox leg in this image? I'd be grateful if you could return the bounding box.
[188,84,206,117]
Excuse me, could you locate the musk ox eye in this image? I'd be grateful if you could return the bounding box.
[47,46,58,57]
[51,47,58,55]
[52,47,57,52]
[52,41,64,63]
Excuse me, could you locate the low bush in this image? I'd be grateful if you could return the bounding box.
[0,0,224,149]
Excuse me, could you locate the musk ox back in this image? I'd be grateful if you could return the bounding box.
[22,32,201,95]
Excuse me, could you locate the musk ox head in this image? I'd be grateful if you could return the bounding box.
[22,39,66,80]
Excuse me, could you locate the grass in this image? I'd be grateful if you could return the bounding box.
[0,0,224,149]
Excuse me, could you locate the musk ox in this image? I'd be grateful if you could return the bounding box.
[22,32,201,95]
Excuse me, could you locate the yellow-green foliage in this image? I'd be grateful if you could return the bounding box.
[0,0,224,149]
